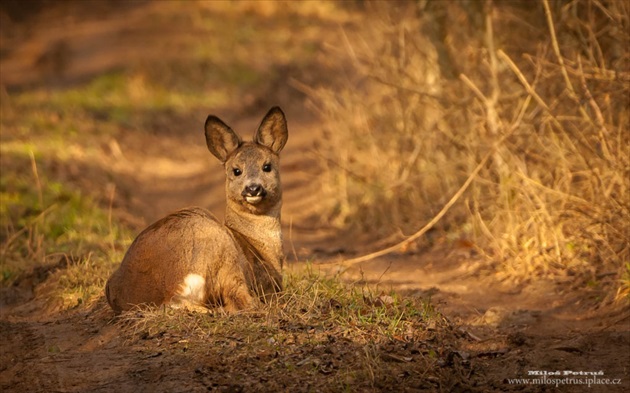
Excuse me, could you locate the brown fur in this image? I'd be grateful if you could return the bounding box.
[106,107,288,314]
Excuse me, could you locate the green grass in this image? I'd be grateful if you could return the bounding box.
[0,144,129,309]
[115,268,452,391]
[121,267,441,342]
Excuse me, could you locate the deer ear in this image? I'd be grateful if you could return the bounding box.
[254,107,288,154]
[205,115,241,163]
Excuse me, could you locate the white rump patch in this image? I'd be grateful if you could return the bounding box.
[177,273,206,304]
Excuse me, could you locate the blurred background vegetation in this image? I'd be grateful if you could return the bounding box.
[306,0,629,304]
[0,0,628,312]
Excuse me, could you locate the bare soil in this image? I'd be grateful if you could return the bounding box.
[1,2,628,392]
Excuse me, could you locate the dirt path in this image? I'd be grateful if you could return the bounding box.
[321,251,629,391]
[1,2,628,392]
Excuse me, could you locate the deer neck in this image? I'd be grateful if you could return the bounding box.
[224,201,284,270]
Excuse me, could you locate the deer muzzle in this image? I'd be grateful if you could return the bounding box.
[242,184,266,204]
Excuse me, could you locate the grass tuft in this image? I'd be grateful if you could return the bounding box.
[0,146,129,310]
[115,268,458,391]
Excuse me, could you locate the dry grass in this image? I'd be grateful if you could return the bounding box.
[120,268,440,343]
[0,97,132,309]
[305,0,629,301]
[113,268,466,391]
[0,150,129,309]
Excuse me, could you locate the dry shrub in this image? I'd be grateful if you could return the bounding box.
[306,1,629,299]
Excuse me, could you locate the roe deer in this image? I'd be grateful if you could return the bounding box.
[106,107,288,314]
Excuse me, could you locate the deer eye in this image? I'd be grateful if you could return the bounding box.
[233,168,242,176]
[262,163,272,172]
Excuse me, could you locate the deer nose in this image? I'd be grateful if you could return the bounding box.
[242,184,265,197]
